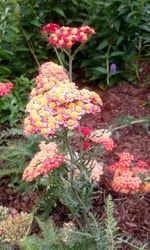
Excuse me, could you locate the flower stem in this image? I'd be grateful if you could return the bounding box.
[54,47,67,74]
[106,44,111,86]
[68,50,73,82]
[63,128,74,185]
[63,128,91,228]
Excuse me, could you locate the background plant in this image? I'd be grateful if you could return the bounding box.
[0,128,41,191]
[0,0,149,85]
[0,76,34,126]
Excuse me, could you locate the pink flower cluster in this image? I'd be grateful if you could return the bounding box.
[77,127,114,152]
[24,62,102,137]
[40,23,60,33]
[0,82,13,96]
[109,152,149,194]
[40,23,95,49]
[22,141,64,182]
[91,137,114,152]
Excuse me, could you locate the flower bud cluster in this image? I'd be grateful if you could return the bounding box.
[109,152,149,194]
[23,141,64,182]
[90,129,114,152]
[24,62,102,137]
[75,127,114,152]
[86,160,104,181]
[0,82,13,96]
[40,23,60,33]
[48,26,95,48]
[112,170,142,194]
[61,221,76,245]
[0,211,32,245]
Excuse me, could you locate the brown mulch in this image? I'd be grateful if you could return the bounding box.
[80,83,150,248]
[0,82,150,248]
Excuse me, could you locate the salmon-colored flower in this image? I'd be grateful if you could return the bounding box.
[90,129,114,152]
[109,152,149,194]
[22,141,64,182]
[112,169,142,194]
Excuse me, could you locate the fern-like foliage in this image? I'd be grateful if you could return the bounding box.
[20,195,147,250]
[0,242,13,250]
[102,195,121,250]
[0,128,42,190]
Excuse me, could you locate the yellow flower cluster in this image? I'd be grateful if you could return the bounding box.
[24,62,102,136]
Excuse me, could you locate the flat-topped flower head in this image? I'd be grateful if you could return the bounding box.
[0,82,13,96]
[38,61,69,82]
[109,152,149,193]
[40,23,60,33]
[90,129,114,152]
[112,169,142,194]
[109,152,134,172]
[48,25,95,49]
[22,141,64,182]
[24,62,102,137]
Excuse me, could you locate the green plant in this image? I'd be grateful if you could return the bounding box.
[0,210,33,247]
[1,0,149,85]
[0,0,21,79]
[0,76,34,126]
[78,0,150,86]
[0,128,42,191]
[20,195,147,250]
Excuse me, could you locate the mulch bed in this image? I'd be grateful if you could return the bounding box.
[81,83,150,248]
[0,82,150,248]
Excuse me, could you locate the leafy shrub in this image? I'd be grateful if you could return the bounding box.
[1,0,150,86]
[0,76,34,126]
[78,0,150,85]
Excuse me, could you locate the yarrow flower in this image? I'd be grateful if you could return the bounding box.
[24,62,102,137]
[90,129,114,152]
[109,152,149,194]
[74,128,114,152]
[76,127,92,150]
[38,61,69,83]
[109,152,134,172]
[86,160,104,181]
[0,82,13,96]
[74,159,103,182]
[111,169,142,194]
[40,23,60,33]
[0,211,32,244]
[47,25,95,49]
[22,141,64,182]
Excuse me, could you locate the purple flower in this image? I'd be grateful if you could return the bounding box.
[110,64,117,75]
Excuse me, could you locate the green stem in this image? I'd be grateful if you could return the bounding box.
[63,128,91,228]
[68,49,73,82]
[63,128,74,185]
[72,185,91,229]
[106,44,111,86]
[54,47,67,74]
[112,119,148,132]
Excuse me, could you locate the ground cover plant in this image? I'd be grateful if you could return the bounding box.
[0,19,150,250]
